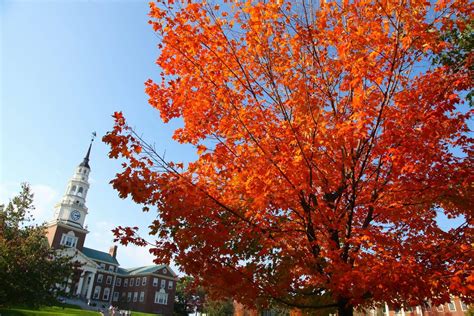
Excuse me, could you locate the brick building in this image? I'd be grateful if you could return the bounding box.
[45,139,177,315]
[233,297,471,316]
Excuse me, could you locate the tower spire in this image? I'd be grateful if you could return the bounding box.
[79,132,96,169]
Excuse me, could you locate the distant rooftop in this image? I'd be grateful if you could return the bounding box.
[118,265,177,277]
[82,247,119,265]
[81,248,177,277]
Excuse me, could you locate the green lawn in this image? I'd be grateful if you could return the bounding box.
[132,311,159,316]
[0,304,100,316]
[130,312,161,316]
[0,304,161,316]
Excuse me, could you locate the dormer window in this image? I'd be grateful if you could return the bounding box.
[60,231,78,248]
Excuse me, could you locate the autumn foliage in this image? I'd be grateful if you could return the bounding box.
[104,0,473,314]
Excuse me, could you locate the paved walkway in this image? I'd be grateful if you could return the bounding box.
[64,297,110,315]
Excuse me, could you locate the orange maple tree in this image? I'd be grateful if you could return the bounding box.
[104,0,473,314]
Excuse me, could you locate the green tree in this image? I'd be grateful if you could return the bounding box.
[174,276,234,316]
[433,19,473,106]
[0,183,75,307]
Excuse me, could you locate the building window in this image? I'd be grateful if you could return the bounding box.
[113,292,119,302]
[103,288,110,301]
[139,291,145,302]
[133,292,138,302]
[160,279,166,289]
[168,280,173,289]
[60,232,78,248]
[460,301,468,311]
[106,276,112,285]
[162,268,167,274]
[121,292,126,298]
[142,277,147,286]
[78,187,84,196]
[153,278,158,287]
[124,278,128,287]
[116,278,122,286]
[136,277,140,286]
[127,292,132,302]
[93,286,101,299]
[71,185,77,193]
[437,305,444,312]
[99,263,106,270]
[97,274,103,283]
[109,265,115,272]
[154,289,168,305]
[130,278,134,286]
[448,300,456,311]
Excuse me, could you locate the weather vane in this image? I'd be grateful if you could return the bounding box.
[91,131,97,142]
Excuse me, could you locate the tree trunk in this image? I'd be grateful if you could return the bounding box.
[338,300,354,316]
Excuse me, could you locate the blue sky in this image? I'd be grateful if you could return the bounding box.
[1,0,194,270]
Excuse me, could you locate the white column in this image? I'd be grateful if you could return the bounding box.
[65,277,72,294]
[385,303,390,316]
[86,272,95,299]
[416,306,422,315]
[76,273,85,296]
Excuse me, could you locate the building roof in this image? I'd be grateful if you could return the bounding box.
[117,265,178,277]
[82,247,119,265]
[117,267,129,275]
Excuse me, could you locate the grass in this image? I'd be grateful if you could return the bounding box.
[0,303,100,316]
[130,312,161,316]
[0,303,161,316]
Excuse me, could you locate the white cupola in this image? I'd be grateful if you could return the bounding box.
[52,134,96,228]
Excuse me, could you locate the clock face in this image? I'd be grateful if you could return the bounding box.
[70,210,81,221]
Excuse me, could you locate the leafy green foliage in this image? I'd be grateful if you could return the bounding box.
[173,276,234,316]
[433,19,473,106]
[0,184,76,308]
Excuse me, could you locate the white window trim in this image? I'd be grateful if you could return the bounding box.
[103,288,110,301]
[124,278,128,287]
[168,280,173,289]
[133,292,138,302]
[136,277,140,286]
[160,279,166,289]
[60,233,78,248]
[97,274,103,283]
[154,289,168,305]
[127,292,132,302]
[116,278,122,286]
[106,276,112,285]
[142,277,147,286]
[153,278,158,287]
[130,278,134,286]
[448,300,456,312]
[139,291,145,302]
[93,286,101,299]
[113,292,119,302]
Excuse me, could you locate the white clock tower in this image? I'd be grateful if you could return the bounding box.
[46,134,96,251]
